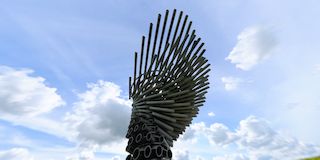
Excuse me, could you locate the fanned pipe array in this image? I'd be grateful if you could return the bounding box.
[126,9,210,160]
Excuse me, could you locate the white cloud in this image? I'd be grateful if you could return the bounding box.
[110,155,121,160]
[0,115,71,141]
[66,153,121,160]
[233,116,320,159]
[226,26,276,70]
[0,65,70,140]
[180,116,320,159]
[0,65,65,116]
[213,154,248,160]
[196,155,205,160]
[0,80,131,159]
[79,149,95,160]
[181,127,197,142]
[221,76,242,91]
[205,123,238,146]
[208,112,215,117]
[174,150,190,160]
[181,122,206,142]
[65,146,98,160]
[0,148,34,160]
[236,116,276,149]
[64,80,131,149]
[2,67,318,160]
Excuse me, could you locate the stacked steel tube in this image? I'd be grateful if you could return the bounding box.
[126,9,210,160]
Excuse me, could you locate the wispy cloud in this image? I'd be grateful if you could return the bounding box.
[0,148,34,160]
[226,26,277,70]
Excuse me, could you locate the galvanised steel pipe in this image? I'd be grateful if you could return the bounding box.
[125,9,210,160]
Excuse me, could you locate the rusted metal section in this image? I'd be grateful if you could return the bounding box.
[126,9,210,160]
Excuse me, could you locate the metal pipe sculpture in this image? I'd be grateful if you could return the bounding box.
[126,9,210,160]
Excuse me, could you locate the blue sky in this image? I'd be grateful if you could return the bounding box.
[1,0,320,160]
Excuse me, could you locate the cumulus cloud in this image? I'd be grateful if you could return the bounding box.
[213,154,249,160]
[235,116,320,159]
[182,116,320,159]
[0,66,65,116]
[0,148,34,160]
[226,26,276,70]
[221,76,242,91]
[205,123,238,146]
[181,127,197,142]
[78,149,95,160]
[174,150,190,160]
[236,116,276,149]
[181,122,205,142]
[64,80,131,146]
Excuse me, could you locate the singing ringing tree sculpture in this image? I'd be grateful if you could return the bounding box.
[125,9,210,160]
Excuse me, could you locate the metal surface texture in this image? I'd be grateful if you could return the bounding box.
[126,9,210,160]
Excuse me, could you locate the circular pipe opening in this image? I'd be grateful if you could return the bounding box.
[128,137,133,145]
[168,150,172,158]
[156,146,163,157]
[163,150,168,157]
[133,148,140,160]
[142,124,147,130]
[135,133,142,143]
[144,145,152,158]
[159,136,164,142]
[134,125,139,132]
[146,133,152,141]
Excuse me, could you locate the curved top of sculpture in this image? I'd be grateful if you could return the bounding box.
[126,9,210,160]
